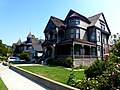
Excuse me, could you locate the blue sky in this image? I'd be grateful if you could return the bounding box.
[0,0,120,45]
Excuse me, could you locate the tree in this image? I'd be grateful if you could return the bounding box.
[18,51,30,61]
[111,40,120,57]
[0,39,12,60]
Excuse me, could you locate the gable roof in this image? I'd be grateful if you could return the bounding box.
[32,44,43,51]
[50,16,65,27]
[16,38,22,45]
[65,9,91,24]
[88,13,111,34]
[27,32,33,38]
[44,16,65,33]
[88,13,102,26]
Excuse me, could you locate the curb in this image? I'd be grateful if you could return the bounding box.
[9,65,79,90]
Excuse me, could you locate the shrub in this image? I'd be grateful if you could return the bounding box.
[84,60,110,78]
[66,57,73,68]
[75,65,88,70]
[18,51,30,61]
[46,57,74,68]
[108,52,120,63]
[67,70,76,86]
[46,58,67,67]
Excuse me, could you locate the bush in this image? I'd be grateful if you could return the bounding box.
[108,52,120,63]
[46,58,67,67]
[75,65,88,70]
[66,57,73,68]
[18,51,30,62]
[46,57,74,68]
[67,71,76,86]
[78,59,120,90]
[84,60,110,78]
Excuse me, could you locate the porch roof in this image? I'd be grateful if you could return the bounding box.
[57,39,96,47]
[42,40,55,47]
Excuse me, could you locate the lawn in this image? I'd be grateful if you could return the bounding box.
[19,65,85,84]
[0,78,7,90]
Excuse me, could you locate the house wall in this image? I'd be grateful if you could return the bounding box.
[80,28,88,40]
[74,58,97,67]
[102,34,107,44]
[88,27,96,42]
[79,20,89,29]
[96,29,101,45]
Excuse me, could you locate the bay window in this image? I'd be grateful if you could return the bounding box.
[70,28,80,39]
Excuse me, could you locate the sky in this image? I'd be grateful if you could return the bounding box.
[0,0,120,45]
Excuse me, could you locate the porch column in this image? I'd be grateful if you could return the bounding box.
[90,46,91,59]
[53,44,56,58]
[82,45,84,60]
[56,27,59,43]
[72,42,75,66]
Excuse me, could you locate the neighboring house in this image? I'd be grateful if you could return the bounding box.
[42,9,111,67]
[13,32,43,62]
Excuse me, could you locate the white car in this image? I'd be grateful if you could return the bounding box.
[7,56,25,63]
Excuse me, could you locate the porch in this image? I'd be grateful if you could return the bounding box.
[56,55,97,67]
[55,39,97,67]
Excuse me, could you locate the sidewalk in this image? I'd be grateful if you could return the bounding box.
[0,64,50,90]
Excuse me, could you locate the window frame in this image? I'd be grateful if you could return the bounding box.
[70,29,75,38]
[100,22,105,30]
[97,31,101,42]
[68,18,80,25]
[70,28,80,39]
[75,28,80,39]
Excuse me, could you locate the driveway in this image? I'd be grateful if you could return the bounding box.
[0,63,50,90]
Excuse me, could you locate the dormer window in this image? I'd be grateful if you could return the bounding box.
[68,18,80,26]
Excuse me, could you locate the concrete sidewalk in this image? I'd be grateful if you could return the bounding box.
[0,64,50,90]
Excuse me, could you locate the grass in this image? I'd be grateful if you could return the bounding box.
[0,78,7,90]
[18,65,85,84]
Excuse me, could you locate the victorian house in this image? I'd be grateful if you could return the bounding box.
[42,10,111,67]
[13,32,43,62]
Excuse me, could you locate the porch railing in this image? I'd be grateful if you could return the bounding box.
[55,55,97,59]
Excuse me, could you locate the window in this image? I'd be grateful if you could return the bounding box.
[91,32,95,40]
[98,47,100,51]
[75,19,80,25]
[70,46,73,55]
[68,18,80,25]
[70,29,74,38]
[75,45,80,55]
[48,31,54,40]
[91,48,96,55]
[76,29,80,38]
[103,38,105,44]
[98,31,101,42]
[100,22,105,30]
[70,28,80,39]
[58,30,65,40]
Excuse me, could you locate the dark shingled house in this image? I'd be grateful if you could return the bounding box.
[42,9,111,67]
[13,32,43,62]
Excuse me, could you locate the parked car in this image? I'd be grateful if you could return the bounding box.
[7,56,26,63]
